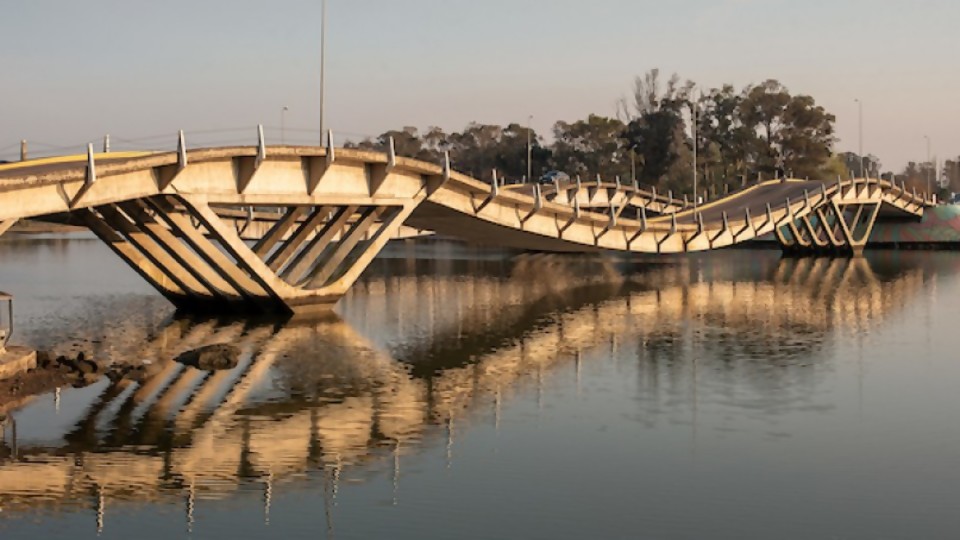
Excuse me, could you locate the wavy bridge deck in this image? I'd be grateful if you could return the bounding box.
[0,143,933,312]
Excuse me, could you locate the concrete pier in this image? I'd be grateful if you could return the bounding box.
[0,346,37,381]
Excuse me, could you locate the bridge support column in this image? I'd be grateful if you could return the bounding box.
[0,219,17,238]
[832,199,880,257]
[80,207,195,305]
[777,198,881,258]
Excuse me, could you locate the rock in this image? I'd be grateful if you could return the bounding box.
[105,364,148,383]
[56,356,77,373]
[176,344,240,371]
[36,351,54,369]
[76,358,98,374]
[72,377,95,388]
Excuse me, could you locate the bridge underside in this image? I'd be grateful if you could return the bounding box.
[80,196,416,314]
[776,199,881,256]
[0,145,932,313]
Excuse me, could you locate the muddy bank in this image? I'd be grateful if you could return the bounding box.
[0,351,146,413]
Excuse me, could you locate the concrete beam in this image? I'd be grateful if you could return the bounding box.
[146,197,280,311]
[305,206,385,288]
[266,206,333,272]
[118,200,245,303]
[280,205,358,283]
[0,219,17,237]
[80,209,187,302]
[252,206,310,258]
[95,204,214,299]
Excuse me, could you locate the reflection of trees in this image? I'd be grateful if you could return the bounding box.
[0,253,932,530]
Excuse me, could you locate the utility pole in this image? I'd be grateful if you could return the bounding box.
[855,98,864,178]
[319,0,327,146]
[19,140,27,161]
[526,115,533,183]
[692,89,698,208]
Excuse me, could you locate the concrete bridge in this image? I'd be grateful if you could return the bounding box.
[0,137,932,313]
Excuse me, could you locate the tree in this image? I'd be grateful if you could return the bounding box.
[944,157,960,194]
[344,126,433,160]
[738,80,835,179]
[445,122,548,182]
[342,72,841,194]
[819,154,850,182]
[550,115,629,180]
[617,68,688,120]
[618,69,693,192]
[695,85,754,191]
[622,110,690,191]
[838,152,881,179]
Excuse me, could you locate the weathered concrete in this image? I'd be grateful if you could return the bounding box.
[0,346,37,381]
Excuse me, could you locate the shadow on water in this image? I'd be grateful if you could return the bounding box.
[0,250,936,532]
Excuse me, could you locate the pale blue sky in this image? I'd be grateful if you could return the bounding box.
[2,0,958,170]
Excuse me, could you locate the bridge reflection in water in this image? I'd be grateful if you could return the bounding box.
[0,253,930,533]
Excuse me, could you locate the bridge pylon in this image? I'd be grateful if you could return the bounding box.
[774,179,885,257]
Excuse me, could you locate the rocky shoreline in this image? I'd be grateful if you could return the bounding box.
[0,352,147,412]
[0,343,240,413]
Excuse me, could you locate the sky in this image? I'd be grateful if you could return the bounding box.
[2,0,959,171]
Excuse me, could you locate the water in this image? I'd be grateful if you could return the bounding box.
[1,234,960,539]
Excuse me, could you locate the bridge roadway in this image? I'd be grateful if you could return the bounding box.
[0,143,933,312]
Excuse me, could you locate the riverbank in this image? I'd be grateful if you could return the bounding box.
[0,351,146,415]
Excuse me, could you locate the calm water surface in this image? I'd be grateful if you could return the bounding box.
[1,234,959,539]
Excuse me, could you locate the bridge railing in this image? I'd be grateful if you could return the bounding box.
[0,126,373,163]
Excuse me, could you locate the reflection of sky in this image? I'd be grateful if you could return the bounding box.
[4,0,959,169]
[2,239,960,538]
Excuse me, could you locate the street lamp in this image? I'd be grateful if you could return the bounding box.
[854,98,864,178]
[281,106,289,145]
[924,135,931,198]
[692,88,698,207]
[526,115,533,183]
[319,0,327,145]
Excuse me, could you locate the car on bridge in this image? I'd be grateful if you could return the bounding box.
[539,170,570,184]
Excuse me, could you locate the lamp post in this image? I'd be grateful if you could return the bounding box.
[924,135,931,198]
[526,115,533,183]
[692,88,698,208]
[319,0,327,145]
[281,106,289,145]
[854,98,864,178]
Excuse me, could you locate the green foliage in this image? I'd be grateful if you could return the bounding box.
[551,115,629,180]
[346,69,841,195]
[819,154,851,182]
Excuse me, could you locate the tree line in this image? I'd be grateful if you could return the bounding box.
[346,69,940,198]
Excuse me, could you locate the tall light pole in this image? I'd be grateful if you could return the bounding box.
[924,134,931,198]
[692,89,698,207]
[319,0,327,146]
[526,115,533,183]
[854,98,864,178]
[281,106,289,145]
